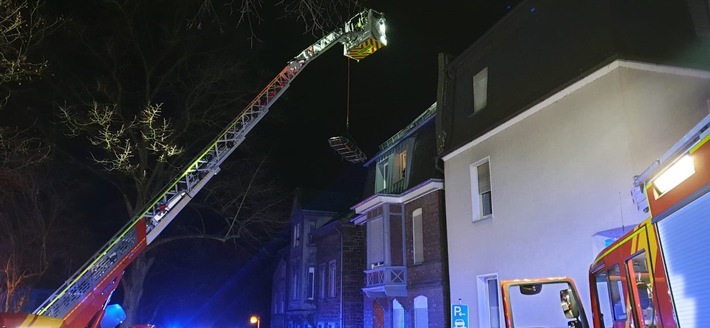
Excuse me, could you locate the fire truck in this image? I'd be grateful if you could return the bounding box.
[0,9,387,328]
[500,113,710,328]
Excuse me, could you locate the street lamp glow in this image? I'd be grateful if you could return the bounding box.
[250,315,260,328]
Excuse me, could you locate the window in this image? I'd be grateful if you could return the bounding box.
[412,208,424,264]
[279,291,285,313]
[627,252,658,327]
[397,150,407,180]
[367,217,385,268]
[319,264,326,299]
[328,260,337,298]
[592,269,614,328]
[291,270,298,300]
[273,295,278,314]
[414,296,429,328]
[477,274,501,328]
[470,158,493,221]
[307,266,315,300]
[376,158,389,191]
[473,67,488,112]
[293,223,300,247]
[393,299,404,328]
[608,265,628,322]
[307,221,315,245]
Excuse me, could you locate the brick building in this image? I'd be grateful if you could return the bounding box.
[270,189,365,328]
[311,217,365,328]
[351,104,449,328]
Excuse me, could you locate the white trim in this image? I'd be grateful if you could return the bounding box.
[442,60,710,161]
[471,157,492,222]
[351,179,444,221]
[477,273,503,328]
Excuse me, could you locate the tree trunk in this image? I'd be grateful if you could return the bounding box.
[120,253,154,327]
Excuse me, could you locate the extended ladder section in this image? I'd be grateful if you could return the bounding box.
[33,9,386,324]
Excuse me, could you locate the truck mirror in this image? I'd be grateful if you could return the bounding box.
[519,283,542,295]
[560,288,580,319]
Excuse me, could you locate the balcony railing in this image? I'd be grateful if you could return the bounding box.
[362,266,407,297]
[388,179,408,194]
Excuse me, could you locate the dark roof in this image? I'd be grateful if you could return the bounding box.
[294,188,355,213]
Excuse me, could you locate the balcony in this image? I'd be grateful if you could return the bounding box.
[362,266,407,298]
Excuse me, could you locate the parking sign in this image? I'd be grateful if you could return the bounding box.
[451,304,469,328]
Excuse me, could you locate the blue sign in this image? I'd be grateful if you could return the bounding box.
[451,304,469,328]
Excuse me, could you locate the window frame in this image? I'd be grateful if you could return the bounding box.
[412,208,424,264]
[625,251,658,327]
[291,269,298,300]
[591,267,615,328]
[293,223,300,247]
[307,266,315,300]
[414,295,429,328]
[319,264,326,299]
[328,260,337,298]
[607,264,628,322]
[397,150,407,181]
[470,157,493,222]
[476,273,502,328]
[367,216,386,268]
[376,157,389,191]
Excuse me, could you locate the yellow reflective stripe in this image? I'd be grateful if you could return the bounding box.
[689,130,710,154]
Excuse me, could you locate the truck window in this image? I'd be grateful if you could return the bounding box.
[607,265,628,322]
[592,270,614,327]
[626,252,658,327]
[506,281,587,327]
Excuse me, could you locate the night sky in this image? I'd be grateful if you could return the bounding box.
[254,0,521,196]
[222,0,521,325]
[2,0,522,326]
[139,0,524,326]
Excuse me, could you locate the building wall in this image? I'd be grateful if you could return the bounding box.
[342,224,366,328]
[316,231,340,328]
[437,0,706,154]
[315,222,366,328]
[271,259,287,328]
[361,190,449,328]
[403,190,449,328]
[443,64,710,327]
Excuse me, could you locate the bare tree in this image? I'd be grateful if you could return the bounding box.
[0,129,85,313]
[189,0,362,40]
[0,0,60,97]
[0,1,76,312]
[52,1,292,325]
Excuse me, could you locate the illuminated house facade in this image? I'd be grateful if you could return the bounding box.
[437,0,710,327]
[351,104,449,328]
[270,190,364,328]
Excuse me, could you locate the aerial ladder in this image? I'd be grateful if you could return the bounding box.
[0,9,387,328]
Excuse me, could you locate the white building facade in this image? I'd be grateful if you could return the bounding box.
[442,61,710,327]
[435,1,710,326]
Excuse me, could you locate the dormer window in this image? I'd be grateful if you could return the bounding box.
[376,158,389,191]
[397,150,407,180]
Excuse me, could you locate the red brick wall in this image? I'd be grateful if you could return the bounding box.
[315,222,366,328]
